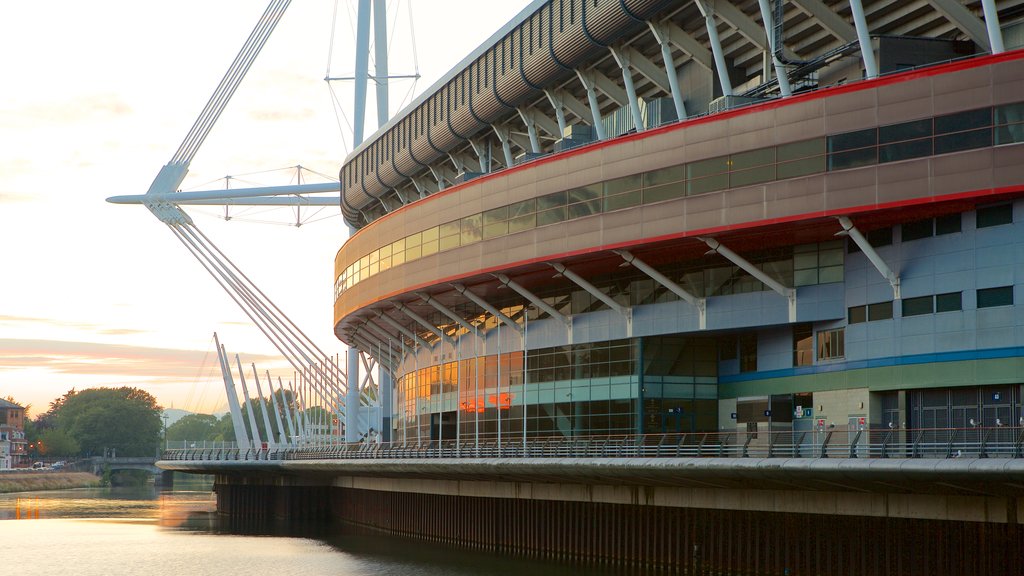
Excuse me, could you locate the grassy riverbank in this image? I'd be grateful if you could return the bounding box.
[0,472,101,494]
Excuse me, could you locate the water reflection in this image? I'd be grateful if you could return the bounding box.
[0,476,614,576]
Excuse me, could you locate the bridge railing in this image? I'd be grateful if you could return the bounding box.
[160,425,1024,462]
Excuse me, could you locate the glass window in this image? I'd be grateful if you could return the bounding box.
[793,324,813,367]
[460,213,482,243]
[902,295,933,317]
[482,206,508,225]
[817,328,845,360]
[995,102,1024,145]
[730,147,775,170]
[643,165,684,187]
[868,301,893,321]
[567,199,602,219]
[777,156,825,179]
[687,156,730,179]
[739,333,757,373]
[508,198,536,218]
[405,231,422,248]
[777,138,825,162]
[604,189,641,211]
[934,129,991,154]
[935,213,961,235]
[568,185,601,203]
[730,165,775,187]
[934,108,991,135]
[879,118,932,144]
[848,305,866,324]
[604,174,641,195]
[642,182,686,204]
[537,190,566,209]
[686,173,729,195]
[977,286,1013,308]
[879,138,932,163]
[935,291,962,313]
[976,204,1012,228]
[902,219,933,242]
[507,213,536,233]
[536,206,567,226]
[829,128,877,152]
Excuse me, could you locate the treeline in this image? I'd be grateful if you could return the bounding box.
[26,387,163,458]
[166,389,306,444]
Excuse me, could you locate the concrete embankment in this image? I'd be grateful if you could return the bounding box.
[0,472,100,494]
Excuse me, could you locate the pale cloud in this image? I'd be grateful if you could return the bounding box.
[248,108,315,122]
[0,314,127,333]
[0,191,32,203]
[0,338,282,381]
[3,93,133,128]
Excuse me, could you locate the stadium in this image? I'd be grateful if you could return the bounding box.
[332,0,1024,446]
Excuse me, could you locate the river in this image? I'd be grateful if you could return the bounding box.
[0,475,616,576]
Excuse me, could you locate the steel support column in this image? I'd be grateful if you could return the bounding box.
[375,311,432,350]
[701,237,796,322]
[694,1,733,97]
[417,292,480,337]
[517,109,543,153]
[849,0,879,79]
[756,0,792,96]
[543,90,569,138]
[491,125,516,168]
[837,217,900,299]
[610,47,645,132]
[452,283,523,333]
[575,70,607,141]
[393,302,454,346]
[549,262,630,334]
[647,22,687,121]
[981,0,1005,54]
[613,249,706,329]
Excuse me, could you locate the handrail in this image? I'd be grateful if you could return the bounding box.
[161,425,1024,462]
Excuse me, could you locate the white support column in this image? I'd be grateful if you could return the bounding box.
[375,312,432,350]
[694,0,733,96]
[495,274,570,326]
[849,0,879,79]
[517,108,542,153]
[417,292,480,336]
[235,354,264,452]
[609,47,645,133]
[575,70,607,141]
[981,0,1005,54]
[214,334,249,451]
[549,262,631,335]
[468,139,488,172]
[345,346,360,442]
[251,365,276,449]
[613,249,706,330]
[452,283,523,333]
[543,90,569,137]
[394,302,454,345]
[647,22,687,121]
[275,376,297,445]
[701,237,796,322]
[756,0,792,96]
[491,124,516,168]
[264,370,288,445]
[837,217,900,299]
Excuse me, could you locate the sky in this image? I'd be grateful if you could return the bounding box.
[0,0,531,416]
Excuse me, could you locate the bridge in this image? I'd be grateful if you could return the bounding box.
[87,456,162,476]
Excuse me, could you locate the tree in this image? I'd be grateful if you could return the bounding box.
[166,414,218,443]
[53,387,162,457]
[38,428,79,457]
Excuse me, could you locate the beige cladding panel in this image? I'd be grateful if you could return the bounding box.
[932,149,995,196]
[875,160,932,205]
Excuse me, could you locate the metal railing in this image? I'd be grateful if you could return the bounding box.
[161,425,1024,462]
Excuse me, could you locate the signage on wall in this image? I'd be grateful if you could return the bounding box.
[730,412,737,420]
[794,405,803,418]
[764,410,772,418]
[804,408,813,418]
[994,392,1001,401]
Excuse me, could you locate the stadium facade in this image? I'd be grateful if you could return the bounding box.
[333,0,1024,445]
